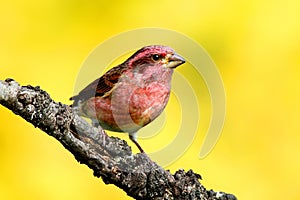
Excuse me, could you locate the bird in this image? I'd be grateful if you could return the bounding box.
[70,45,185,153]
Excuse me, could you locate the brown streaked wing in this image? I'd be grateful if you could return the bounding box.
[70,64,127,104]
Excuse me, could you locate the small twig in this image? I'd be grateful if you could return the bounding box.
[0,78,237,200]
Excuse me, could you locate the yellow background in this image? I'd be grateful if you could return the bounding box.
[1,0,300,199]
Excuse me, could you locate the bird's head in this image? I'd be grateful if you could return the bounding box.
[126,45,185,70]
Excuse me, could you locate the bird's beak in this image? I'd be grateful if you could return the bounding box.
[166,53,186,68]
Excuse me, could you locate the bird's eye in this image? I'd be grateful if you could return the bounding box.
[151,54,161,61]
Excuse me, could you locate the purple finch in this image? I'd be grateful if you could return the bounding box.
[70,45,185,152]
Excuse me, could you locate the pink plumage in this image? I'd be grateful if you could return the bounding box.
[70,45,185,152]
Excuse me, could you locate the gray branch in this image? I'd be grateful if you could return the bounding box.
[0,78,237,200]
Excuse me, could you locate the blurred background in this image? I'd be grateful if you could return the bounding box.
[1,0,300,199]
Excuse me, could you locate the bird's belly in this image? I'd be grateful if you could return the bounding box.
[81,83,170,133]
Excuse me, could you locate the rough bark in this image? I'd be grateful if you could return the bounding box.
[0,78,237,200]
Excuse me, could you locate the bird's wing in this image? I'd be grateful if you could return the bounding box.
[70,64,126,104]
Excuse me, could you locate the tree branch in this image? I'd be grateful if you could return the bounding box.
[0,78,237,200]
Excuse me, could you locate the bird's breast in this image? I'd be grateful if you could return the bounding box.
[81,80,171,133]
[111,81,171,129]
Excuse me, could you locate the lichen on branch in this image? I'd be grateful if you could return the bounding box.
[0,79,237,200]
